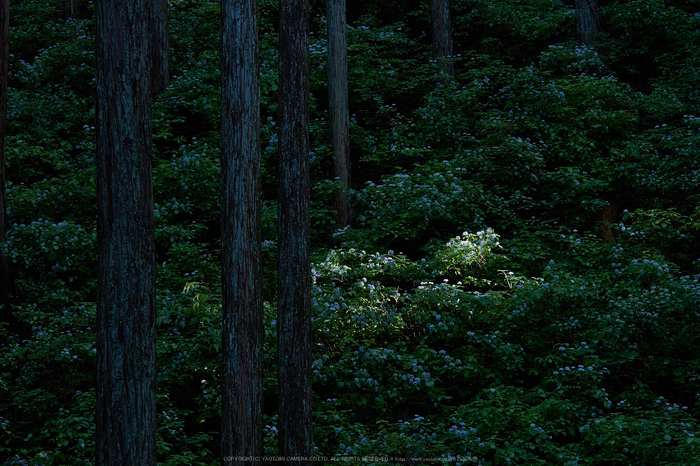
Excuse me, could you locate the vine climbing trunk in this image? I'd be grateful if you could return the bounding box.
[575,0,598,46]
[327,0,351,227]
[278,0,313,462]
[95,0,156,460]
[430,0,453,76]
[220,0,263,462]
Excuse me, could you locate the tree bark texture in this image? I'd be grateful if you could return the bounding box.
[220,0,263,461]
[430,0,453,76]
[151,0,169,96]
[278,0,313,462]
[575,0,598,46]
[327,0,350,227]
[95,0,156,461]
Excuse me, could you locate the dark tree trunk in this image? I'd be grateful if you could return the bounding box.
[60,0,79,20]
[575,0,598,46]
[151,0,169,96]
[278,0,313,462]
[595,204,618,243]
[430,0,453,76]
[220,0,263,461]
[95,0,156,461]
[58,0,79,41]
[327,0,351,227]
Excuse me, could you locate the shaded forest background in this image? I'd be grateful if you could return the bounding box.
[1,0,700,464]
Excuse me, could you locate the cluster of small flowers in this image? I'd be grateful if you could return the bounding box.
[5,219,94,274]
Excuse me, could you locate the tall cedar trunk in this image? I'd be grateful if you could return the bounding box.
[430,0,453,76]
[327,0,350,227]
[95,0,156,461]
[575,0,598,46]
[278,0,313,462]
[220,0,263,461]
[151,0,169,96]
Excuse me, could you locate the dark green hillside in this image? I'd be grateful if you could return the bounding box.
[1,0,699,464]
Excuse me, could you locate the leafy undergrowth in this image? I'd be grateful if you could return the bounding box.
[2,0,700,464]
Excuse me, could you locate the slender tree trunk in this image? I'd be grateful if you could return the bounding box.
[60,0,79,21]
[430,0,453,76]
[327,0,350,227]
[220,0,263,461]
[278,0,313,462]
[95,0,156,461]
[151,0,169,96]
[575,0,598,46]
[59,0,79,41]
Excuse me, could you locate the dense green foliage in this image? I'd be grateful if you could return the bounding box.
[2,0,700,464]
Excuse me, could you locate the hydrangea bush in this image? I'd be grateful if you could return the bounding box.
[1,0,700,464]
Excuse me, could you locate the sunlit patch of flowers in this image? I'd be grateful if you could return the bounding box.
[433,228,499,275]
